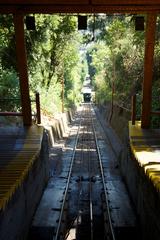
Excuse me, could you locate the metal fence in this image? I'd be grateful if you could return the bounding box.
[131,94,160,128]
[0,92,41,124]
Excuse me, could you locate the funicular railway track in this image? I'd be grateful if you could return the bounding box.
[53,103,116,240]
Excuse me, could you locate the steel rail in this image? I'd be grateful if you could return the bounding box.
[64,112,85,240]
[64,105,89,239]
[75,109,85,237]
[91,105,116,240]
[88,112,94,240]
[53,116,82,240]
[74,103,94,240]
[54,103,115,240]
[86,104,94,240]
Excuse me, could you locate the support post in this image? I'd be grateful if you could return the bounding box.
[13,13,32,126]
[35,92,41,124]
[61,78,64,113]
[131,95,136,125]
[61,63,64,113]
[141,13,157,129]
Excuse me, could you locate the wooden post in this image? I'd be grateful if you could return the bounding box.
[109,55,115,123]
[61,62,64,113]
[13,13,32,126]
[141,14,157,129]
[131,95,136,125]
[35,92,41,124]
[61,78,64,113]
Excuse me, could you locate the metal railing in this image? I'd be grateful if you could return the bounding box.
[131,94,160,128]
[0,92,41,124]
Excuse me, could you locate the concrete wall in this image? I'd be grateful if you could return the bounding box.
[120,149,160,240]
[98,103,160,240]
[0,130,49,240]
[98,103,130,142]
[44,109,74,147]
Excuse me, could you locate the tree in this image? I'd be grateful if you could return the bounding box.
[0,14,85,115]
[87,15,145,108]
[26,14,84,113]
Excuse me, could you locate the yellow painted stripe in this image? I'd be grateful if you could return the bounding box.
[0,126,43,210]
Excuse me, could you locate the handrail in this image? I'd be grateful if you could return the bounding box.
[151,111,160,115]
[0,98,21,101]
[0,112,22,116]
[131,94,160,126]
[0,92,41,124]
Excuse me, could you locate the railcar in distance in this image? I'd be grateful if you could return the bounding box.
[83,92,91,102]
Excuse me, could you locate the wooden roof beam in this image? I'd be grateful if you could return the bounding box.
[0,0,160,5]
[0,6,159,15]
[0,0,160,14]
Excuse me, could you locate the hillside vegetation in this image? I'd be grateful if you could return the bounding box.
[0,14,160,125]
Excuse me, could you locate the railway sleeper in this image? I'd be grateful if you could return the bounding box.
[101,187,139,240]
[101,186,139,240]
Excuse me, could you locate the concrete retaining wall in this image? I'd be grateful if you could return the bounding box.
[98,103,130,142]
[98,103,160,240]
[0,130,49,240]
[121,149,160,240]
[0,108,75,240]
[43,109,74,147]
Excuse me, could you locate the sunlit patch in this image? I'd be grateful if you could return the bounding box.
[63,147,74,151]
[136,150,160,166]
[129,121,160,192]
[65,216,82,240]
[79,130,93,134]
[143,164,160,190]
[49,153,58,157]
[65,228,76,240]
[76,148,96,152]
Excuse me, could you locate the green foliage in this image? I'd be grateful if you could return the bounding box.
[0,15,16,70]
[39,79,62,113]
[87,15,145,108]
[26,14,83,114]
[1,13,160,129]
[0,15,20,114]
[0,70,20,111]
[0,14,85,116]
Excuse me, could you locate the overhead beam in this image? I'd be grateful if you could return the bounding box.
[0,3,160,14]
[141,13,157,129]
[0,0,160,4]
[13,13,32,126]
